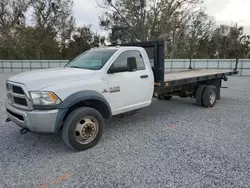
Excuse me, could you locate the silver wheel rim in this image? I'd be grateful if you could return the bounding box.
[74,116,99,144]
[209,90,216,104]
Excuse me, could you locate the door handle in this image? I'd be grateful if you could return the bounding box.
[140,75,148,78]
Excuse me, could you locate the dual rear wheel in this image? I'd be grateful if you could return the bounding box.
[156,84,218,108]
[195,85,218,108]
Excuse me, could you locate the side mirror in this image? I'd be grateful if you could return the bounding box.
[127,57,137,72]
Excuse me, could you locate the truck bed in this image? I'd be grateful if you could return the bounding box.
[161,69,238,87]
[164,69,234,81]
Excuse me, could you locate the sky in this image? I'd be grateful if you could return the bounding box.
[72,0,250,36]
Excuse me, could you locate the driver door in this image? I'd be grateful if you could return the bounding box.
[107,50,151,115]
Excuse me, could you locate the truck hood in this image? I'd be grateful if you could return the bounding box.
[8,67,96,90]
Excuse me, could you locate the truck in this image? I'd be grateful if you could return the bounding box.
[5,40,239,151]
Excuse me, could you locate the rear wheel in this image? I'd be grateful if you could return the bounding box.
[202,85,217,108]
[62,107,104,151]
[195,85,207,106]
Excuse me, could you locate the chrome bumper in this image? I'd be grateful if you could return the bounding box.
[6,102,59,133]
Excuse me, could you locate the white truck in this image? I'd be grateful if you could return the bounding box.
[5,40,238,151]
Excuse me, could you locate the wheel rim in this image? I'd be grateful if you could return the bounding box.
[209,90,216,104]
[74,116,99,144]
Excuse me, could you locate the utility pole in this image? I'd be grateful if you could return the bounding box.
[234,23,239,71]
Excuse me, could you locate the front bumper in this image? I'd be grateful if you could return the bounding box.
[6,102,59,133]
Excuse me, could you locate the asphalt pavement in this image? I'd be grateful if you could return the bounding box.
[0,73,250,188]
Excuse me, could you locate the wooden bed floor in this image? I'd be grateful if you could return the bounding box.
[164,69,233,81]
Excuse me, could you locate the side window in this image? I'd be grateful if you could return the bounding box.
[112,50,145,70]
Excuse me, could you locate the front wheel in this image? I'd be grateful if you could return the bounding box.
[62,107,104,151]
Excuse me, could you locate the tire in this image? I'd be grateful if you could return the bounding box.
[202,85,217,108]
[62,107,104,151]
[195,85,207,106]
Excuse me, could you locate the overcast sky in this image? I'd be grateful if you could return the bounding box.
[72,0,250,36]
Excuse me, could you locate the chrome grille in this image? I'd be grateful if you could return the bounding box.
[6,82,32,110]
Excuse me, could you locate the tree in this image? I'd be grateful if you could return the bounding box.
[208,24,250,59]
[185,10,214,60]
[0,0,249,60]
[64,25,106,58]
[97,0,209,57]
[29,0,75,59]
[0,0,76,59]
[0,0,30,59]
[98,0,148,44]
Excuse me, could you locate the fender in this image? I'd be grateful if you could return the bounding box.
[58,90,110,110]
[54,90,111,131]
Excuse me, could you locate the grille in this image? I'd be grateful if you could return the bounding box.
[13,86,25,94]
[14,97,28,106]
[6,82,30,110]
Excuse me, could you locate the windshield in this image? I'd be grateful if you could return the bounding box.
[65,49,117,70]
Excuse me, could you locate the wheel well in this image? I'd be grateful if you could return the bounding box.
[63,99,111,122]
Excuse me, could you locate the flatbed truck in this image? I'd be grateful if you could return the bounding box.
[5,40,239,151]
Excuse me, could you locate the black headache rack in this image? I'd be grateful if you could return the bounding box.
[120,40,239,87]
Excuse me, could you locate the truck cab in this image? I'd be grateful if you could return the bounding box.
[5,46,155,151]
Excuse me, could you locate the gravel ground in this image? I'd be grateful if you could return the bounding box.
[0,73,250,188]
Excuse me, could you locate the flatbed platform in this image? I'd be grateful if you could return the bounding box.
[164,69,236,81]
[160,69,238,88]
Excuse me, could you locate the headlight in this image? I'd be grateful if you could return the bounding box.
[30,91,61,106]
